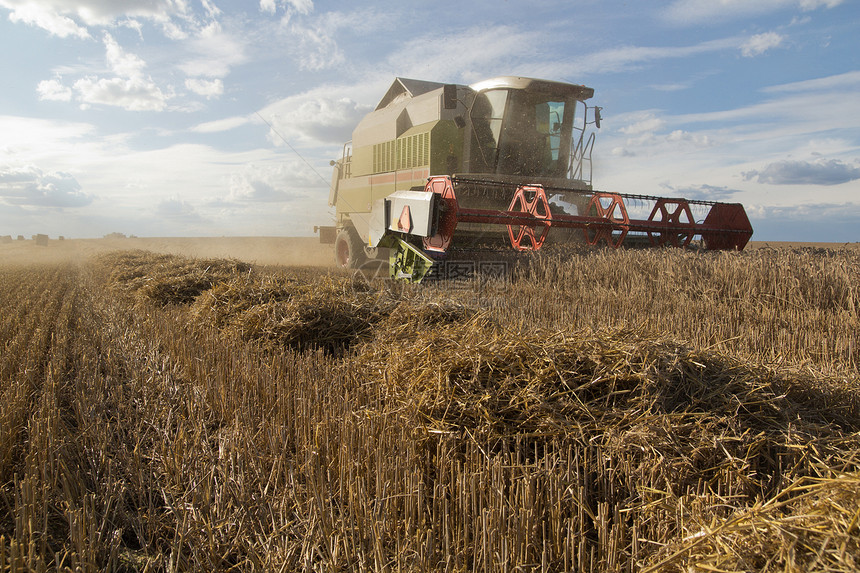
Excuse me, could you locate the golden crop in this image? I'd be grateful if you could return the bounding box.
[0,246,857,571]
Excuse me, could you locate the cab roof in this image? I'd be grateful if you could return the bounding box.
[375,76,594,111]
[375,78,448,110]
[470,76,594,100]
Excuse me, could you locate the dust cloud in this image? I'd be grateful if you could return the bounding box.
[0,237,336,268]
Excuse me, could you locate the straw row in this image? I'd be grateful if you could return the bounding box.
[0,247,856,571]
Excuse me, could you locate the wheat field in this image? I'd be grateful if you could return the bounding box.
[0,242,858,572]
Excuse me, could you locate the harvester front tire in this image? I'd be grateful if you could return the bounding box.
[334,227,366,269]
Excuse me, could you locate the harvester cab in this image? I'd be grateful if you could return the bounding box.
[320,76,752,282]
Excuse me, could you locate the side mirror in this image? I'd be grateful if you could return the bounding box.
[454,115,466,128]
[443,84,458,110]
[594,107,602,129]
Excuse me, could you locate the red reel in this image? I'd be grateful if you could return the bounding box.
[423,176,459,252]
[583,193,629,248]
[647,199,695,247]
[507,185,553,251]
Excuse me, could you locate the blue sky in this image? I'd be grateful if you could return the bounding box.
[0,0,858,241]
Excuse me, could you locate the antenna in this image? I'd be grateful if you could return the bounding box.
[256,111,370,229]
[255,112,330,187]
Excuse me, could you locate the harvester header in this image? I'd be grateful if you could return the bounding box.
[319,76,753,281]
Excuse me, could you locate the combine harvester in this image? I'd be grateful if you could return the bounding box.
[318,76,752,282]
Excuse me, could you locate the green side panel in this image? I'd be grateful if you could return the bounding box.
[334,119,464,218]
[350,123,436,178]
[337,178,371,215]
[349,120,464,178]
[429,120,464,175]
[370,181,396,204]
[351,146,374,177]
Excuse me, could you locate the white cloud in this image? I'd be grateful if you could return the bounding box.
[741,32,785,57]
[580,37,739,74]
[178,21,247,78]
[795,137,856,157]
[663,0,845,25]
[383,25,537,82]
[66,32,170,111]
[185,78,223,99]
[260,0,313,16]
[260,0,275,14]
[37,79,73,102]
[619,113,666,135]
[0,0,192,36]
[103,32,147,78]
[73,76,169,111]
[742,158,860,185]
[799,0,845,8]
[666,129,714,147]
[6,3,89,38]
[0,116,95,160]
[611,147,635,158]
[191,116,250,133]
[33,19,245,109]
[595,78,860,225]
[278,8,397,72]
[160,18,188,40]
[376,27,784,84]
[762,70,860,93]
[72,0,190,25]
[609,127,715,158]
[260,91,372,145]
[755,202,860,220]
[480,32,800,81]
[228,164,294,203]
[0,164,93,208]
[659,182,742,201]
[549,35,771,78]
[285,21,343,71]
[650,82,694,92]
[672,92,860,148]
[748,202,860,242]
[118,17,143,38]
[199,0,221,19]
[607,111,716,157]
[156,197,205,220]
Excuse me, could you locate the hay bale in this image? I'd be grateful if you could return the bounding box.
[647,472,860,572]
[188,274,484,354]
[97,250,251,305]
[353,319,860,500]
[138,273,220,305]
[366,318,857,434]
[190,274,386,353]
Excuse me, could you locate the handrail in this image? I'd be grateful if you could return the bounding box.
[568,101,596,185]
[342,141,353,178]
